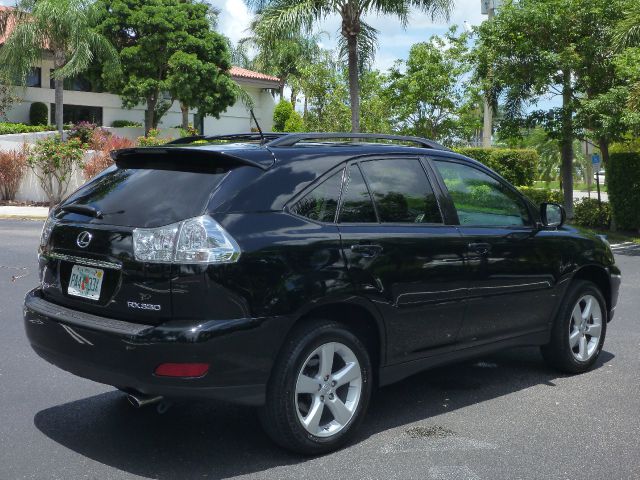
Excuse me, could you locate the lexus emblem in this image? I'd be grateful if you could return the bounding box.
[76,231,93,248]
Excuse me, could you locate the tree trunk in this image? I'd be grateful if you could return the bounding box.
[145,95,157,135]
[598,137,609,174]
[279,83,285,101]
[181,103,189,130]
[290,88,297,107]
[342,9,361,133]
[560,71,574,218]
[303,96,308,120]
[53,50,65,137]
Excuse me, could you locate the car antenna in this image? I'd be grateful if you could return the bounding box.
[250,108,266,144]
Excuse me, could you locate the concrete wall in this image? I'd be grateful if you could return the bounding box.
[6,59,276,134]
[2,128,182,203]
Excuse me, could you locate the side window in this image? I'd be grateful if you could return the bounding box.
[290,169,343,222]
[360,159,442,224]
[434,160,531,227]
[339,164,377,223]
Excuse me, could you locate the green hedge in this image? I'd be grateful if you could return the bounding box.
[608,152,640,231]
[518,187,564,205]
[573,198,611,229]
[111,120,143,128]
[0,122,52,135]
[29,102,48,126]
[455,147,538,187]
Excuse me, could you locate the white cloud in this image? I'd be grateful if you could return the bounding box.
[211,0,252,44]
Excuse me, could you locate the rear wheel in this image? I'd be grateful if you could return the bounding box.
[260,320,372,455]
[541,280,607,373]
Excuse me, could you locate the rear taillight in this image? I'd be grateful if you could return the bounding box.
[132,215,240,264]
[40,214,56,248]
[154,363,210,378]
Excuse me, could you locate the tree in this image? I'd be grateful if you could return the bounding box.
[95,0,235,133]
[0,0,118,135]
[386,29,475,144]
[239,30,324,103]
[475,0,628,217]
[248,0,453,133]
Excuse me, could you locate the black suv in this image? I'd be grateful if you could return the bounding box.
[24,133,621,454]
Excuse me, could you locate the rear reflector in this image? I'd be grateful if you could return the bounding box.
[154,363,209,378]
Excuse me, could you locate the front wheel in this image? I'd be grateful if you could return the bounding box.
[541,280,607,373]
[260,320,372,455]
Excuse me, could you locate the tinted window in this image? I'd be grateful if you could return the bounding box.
[339,165,377,223]
[360,159,442,224]
[434,160,531,227]
[291,169,343,222]
[62,166,230,228]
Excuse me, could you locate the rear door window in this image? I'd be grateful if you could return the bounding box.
[290,169,343,222]
[359,159,442,224]
[338,164,377,223]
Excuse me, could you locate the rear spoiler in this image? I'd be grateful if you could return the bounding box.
[111,147,274,171]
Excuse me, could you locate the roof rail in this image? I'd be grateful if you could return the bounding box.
[265,133,451,151]
[166,132,287,145]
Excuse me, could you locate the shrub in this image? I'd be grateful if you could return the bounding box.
[67,121,98,146]
[518,187,564,206]
[284,111,305,132]
[137,128,170,146]
[455,147,539,187]
[0,147,28,200]
[608,152,640,231]
[273,100,294,132]
[0,122,51,135]
[27,135,85,206]
[88,128,112,151]
[111,120,143,128]
[29,102,48,126]
[572,198,611,229]
[83,135,134,180]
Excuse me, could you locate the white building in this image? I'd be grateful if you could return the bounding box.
[3,64,279,134]
[0,5,280,134]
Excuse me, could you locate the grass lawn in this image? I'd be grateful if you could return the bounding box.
[572,226,640,244]
[534,180,607,193]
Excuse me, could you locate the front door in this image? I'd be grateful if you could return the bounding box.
[337,158,468,364]
[431,158,559,343]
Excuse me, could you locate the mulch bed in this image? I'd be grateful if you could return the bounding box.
[0,200,50,207]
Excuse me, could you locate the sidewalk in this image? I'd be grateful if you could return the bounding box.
[0,206,48,220]
[574,190,609,202]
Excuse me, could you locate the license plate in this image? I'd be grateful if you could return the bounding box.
[68,265,104,301]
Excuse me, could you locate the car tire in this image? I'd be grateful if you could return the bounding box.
[541,280,607,374]
[259,319,372,455]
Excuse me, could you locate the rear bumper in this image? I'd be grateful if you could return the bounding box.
[24,289,292,406]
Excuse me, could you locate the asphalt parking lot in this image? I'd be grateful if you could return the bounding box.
[1,219,639,480]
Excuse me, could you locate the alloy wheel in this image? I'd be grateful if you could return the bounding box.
[294,341,362,438]
[568,294,603,362]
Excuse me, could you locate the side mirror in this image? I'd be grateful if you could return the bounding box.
[540,202,565,228]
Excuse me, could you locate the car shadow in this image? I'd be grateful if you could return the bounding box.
[34,347,615,479]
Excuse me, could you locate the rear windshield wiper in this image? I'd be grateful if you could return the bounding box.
[58,203,103,219]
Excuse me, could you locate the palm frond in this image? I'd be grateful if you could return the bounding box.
[337,20,379,72]
[614,3,640,49]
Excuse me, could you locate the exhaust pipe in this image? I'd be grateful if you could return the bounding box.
[127,393,163,408]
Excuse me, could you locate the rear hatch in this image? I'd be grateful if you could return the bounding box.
[39,146,268,325]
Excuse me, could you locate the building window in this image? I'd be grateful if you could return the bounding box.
[50,104,103,126]
[49,70,93,92]
[26,68,42,88]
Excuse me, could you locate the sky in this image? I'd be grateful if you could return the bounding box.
[0,0,488,71]
[214,0,487,71]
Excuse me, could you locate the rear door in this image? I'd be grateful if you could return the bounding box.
[431,158,559,342]
[337,157,468,364]
[40,160,234,325]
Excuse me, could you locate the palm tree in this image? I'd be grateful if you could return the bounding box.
[239,29,325,105]
[0,0,118,136]
[248,0,453,132]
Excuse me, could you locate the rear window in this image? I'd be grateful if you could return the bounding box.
[290,169,343,222]
[62,165,230,228]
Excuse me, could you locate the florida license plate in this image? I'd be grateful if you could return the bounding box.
[68,265,104,301]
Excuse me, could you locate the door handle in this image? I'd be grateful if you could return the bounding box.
[468,242,492,256]
[350,244,383,258]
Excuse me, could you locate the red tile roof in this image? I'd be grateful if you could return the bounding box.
[230,66,280,83]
